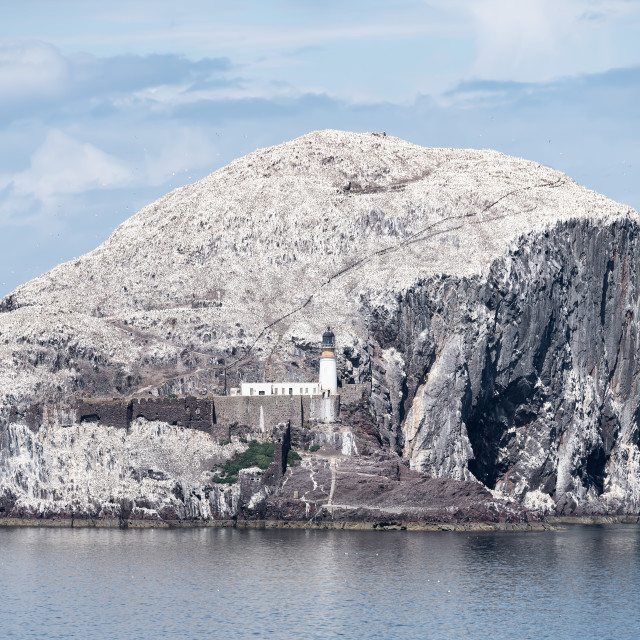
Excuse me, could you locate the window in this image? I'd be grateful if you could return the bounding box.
[289,388,293,395]
[259,390,266,396]
[305,388,308,394]
[250,388,254,396]
[274,388,278,395]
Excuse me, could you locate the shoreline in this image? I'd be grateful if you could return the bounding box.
[0,515,637,531]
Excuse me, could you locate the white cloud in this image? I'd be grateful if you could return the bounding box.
[0,41,69,102]
[140,126,219,186]
[466,0,640,81]
[4,129,131,201]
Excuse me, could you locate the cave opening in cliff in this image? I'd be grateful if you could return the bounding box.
[467,374,539,489]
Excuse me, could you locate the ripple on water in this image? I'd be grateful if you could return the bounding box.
[0,525,639,639]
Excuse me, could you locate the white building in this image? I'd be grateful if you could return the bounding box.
[231,327,338,397]
[237,382,319,397]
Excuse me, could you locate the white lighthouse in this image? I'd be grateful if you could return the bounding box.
[234,327,338,402]
[319,326,338,395]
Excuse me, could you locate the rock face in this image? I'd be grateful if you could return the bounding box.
[394,218,640,515]
[0,419,239,521]
[0,417,531,527]
[1,130,639,520]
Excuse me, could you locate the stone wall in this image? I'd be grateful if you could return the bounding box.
[42,404,75,429]
[214,395,307,431]
[77,399,131,430]
[9,404,44,433]
[20,386,370,439]
[8,402,76,432]
[132,397,213,433]
[309,395,341,422]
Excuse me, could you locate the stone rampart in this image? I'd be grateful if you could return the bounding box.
[71,395,307,438]
[7,401,79,432]
[213,395,306,431]
[17,384,370,438]
[42,403,76,429]
[132,397,213,432]
[77,399,131,430]
[8,403,45,433]
[309,395,341,422]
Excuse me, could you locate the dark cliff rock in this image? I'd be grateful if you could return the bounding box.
[372,219,640,514]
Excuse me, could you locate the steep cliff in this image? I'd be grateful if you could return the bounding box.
[379,219,640,515]
[0,130,638,520]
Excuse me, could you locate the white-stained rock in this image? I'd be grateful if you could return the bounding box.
[1,130,639,517]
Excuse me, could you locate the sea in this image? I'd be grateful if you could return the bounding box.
[0,524,638,639]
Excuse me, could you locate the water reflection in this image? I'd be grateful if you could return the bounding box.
[0,525,638,639]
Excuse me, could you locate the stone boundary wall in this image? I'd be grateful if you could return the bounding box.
[77,399,131,431]
[12,384,371,436]
[9,404,45,433]
[42,403,76,428]
[214,396,307,431]
[72,395,308,437]
[132,397,213,432]
[9,402,77,433]
[309,396,341,422]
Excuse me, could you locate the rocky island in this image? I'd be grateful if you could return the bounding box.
[1,130,639,529]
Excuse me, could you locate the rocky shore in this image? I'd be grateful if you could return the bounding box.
[0,518,558,531]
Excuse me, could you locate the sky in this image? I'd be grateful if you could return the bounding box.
[1,0,639,297]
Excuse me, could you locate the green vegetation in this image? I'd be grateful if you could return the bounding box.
[212,440,275,484]
[309,444,321,452]
[211,441,303,484]
[239,437,248,443]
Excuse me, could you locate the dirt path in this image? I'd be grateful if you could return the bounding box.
[327,457,338,515]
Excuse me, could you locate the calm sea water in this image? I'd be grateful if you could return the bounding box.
[0,524,638,639]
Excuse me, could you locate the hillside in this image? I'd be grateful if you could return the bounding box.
[1,130,639,521]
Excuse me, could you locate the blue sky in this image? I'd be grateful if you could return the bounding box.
[1,0,639,297]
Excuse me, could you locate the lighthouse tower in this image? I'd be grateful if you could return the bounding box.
[319,326,338,395]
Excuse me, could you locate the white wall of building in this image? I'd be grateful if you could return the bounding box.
[240,382,319,397]
[238,330,338,398]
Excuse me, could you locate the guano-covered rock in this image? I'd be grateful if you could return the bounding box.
[1,130,638,522]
